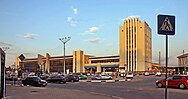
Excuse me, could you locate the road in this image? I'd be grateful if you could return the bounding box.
[47,75,188,99]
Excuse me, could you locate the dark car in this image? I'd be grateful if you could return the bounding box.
[46,74,66,84]
[39,74,49,80]
[66,74,79,82]
[156,75,188,89]
[22,76,47,87]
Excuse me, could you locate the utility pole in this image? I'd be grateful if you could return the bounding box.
[183,50,186,74]
[159,51,161,66]
[59,37,71,74]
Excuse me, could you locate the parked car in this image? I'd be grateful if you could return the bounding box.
[100,74,113,80]
[40,74,50,80]
[138,72,144,75]
[92,74,112,80]
[119,72,126,77]
[22,76,47,87]
[149,72,155,75]
[5,73,18,81]
[126,73,134,79]
[156,75,188,89]
[65,74,79,82]
[78,74,87,80]
[144,72,150,76]
[91,74,100,80]
[155,72,162,76]
[46,74,66,84]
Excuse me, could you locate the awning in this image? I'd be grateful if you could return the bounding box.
[84,66,97,69]
[101,65,119,68]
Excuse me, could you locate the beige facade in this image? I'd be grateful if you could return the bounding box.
[73,50,85,73]
[119,17,152,73]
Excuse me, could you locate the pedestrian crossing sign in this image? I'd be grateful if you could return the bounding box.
[158,15,175,35]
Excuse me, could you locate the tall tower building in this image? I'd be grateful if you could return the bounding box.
[119,17,152,73]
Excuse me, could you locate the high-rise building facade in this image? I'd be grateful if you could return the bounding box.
[119,17,152,73]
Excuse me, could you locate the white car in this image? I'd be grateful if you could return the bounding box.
[144,72,150,76]
[126,73,134,79]
[155,72,162,76]
[100,74,113,80]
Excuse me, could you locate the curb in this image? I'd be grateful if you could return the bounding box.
[79,79,126,83]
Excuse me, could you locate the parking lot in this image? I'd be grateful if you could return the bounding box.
[5,75,188,99]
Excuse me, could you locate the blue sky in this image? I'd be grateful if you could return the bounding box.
[0,0,188,66]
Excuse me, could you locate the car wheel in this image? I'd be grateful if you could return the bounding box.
[42,85,46,87]
[157,83,163,88]
[179,83,186,89]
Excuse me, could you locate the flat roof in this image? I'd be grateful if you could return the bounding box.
[89,55,119,59]
[25,55,73,61]
[177,53,188,58]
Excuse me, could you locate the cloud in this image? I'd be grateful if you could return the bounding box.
[85,38,100,44]
[73,8,78,15]
[89,27,99,33]
[67,6,78,26]
[122,15,140,22]
[71,6,78,15]
[67,16,77,26]
[0,42,12,46]
[67,17,73,22]
[81,26,99,35]
[23,33,37,39]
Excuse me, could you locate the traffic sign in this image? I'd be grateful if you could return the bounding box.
[19,54,25,61]
[158,15,175,35]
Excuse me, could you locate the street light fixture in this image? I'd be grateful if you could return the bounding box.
[59,37,71,74]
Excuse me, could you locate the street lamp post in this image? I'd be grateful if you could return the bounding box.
[59,37,71,74]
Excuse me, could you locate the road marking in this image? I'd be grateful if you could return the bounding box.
[91,80,101,83]
[112,96,124,99]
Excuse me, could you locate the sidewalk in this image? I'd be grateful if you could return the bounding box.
[4,85,115,99]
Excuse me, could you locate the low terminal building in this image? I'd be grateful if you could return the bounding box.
[15,50,119,74]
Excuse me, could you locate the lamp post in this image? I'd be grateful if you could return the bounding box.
[59,37,71,74]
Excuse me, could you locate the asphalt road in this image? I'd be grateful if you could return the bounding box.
[47,75,188,99]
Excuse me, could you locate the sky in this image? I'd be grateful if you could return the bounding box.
[0,0,188,66]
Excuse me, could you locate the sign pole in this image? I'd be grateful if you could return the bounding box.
[165,35,168,99]
[157,14,175,99]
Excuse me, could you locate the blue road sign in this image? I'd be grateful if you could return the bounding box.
[158,15,175,35]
